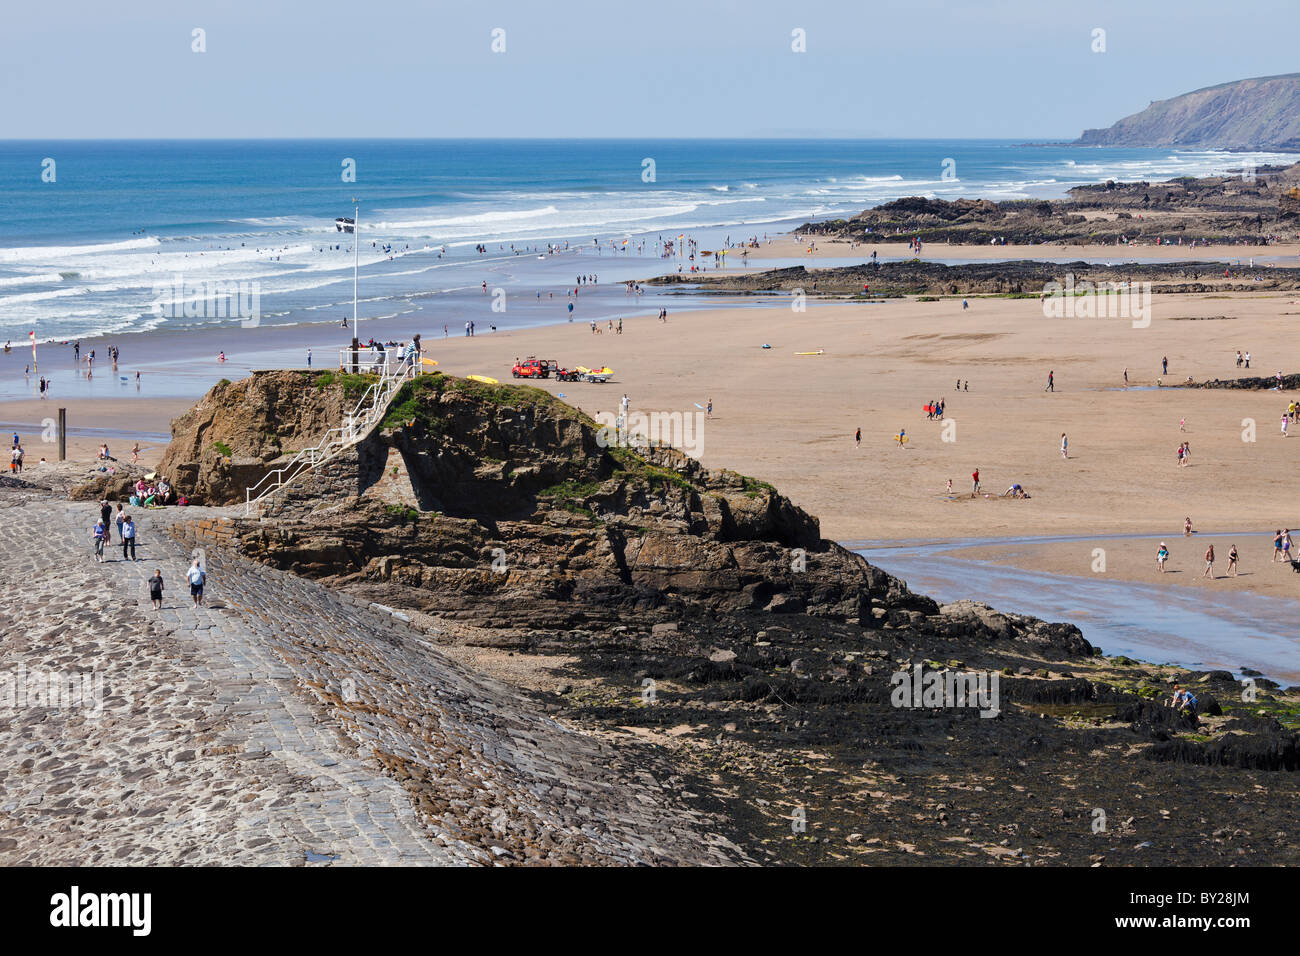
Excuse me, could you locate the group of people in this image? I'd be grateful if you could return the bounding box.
[924,398,946,420]
[92,500,139,562]
[1272,529,1294,563]
[1155,540,1239,577]
[91,499,209,606]
[9,433,24,473]
[132,476,172,507]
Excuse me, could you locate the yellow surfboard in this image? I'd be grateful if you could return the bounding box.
[794,350,825,355]
[420,357,438,366]
[467,374,499,384]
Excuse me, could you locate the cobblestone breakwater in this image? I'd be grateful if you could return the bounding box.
[0,487,745,866]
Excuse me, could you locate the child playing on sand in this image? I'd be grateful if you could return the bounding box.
[971,469,980,496]
[1156,542,1169,572]
[147,570,164,609]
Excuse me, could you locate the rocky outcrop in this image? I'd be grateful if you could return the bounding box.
[156,372,1087,659]
[1077,74,1300,149]
[788,164,1300,247]
[649,259,1300,298]
[1186,373,1300,390]
[155,370,361,505]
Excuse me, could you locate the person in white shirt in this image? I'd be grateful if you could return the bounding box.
[187,559,206,607]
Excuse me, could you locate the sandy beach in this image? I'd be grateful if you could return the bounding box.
[1,397,188,470]
[411,289,1300,580]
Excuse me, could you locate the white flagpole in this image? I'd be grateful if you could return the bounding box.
[353,199,359,343]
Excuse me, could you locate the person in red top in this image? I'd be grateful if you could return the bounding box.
[971,469,981,496]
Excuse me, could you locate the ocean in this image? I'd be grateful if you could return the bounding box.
[0,138,1292,345]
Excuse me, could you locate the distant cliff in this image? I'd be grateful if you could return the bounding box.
[1078,74,1300,150]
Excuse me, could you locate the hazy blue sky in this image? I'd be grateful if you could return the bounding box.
[3,0,1294,139]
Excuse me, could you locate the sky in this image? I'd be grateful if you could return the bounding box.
[3,0,1295,139]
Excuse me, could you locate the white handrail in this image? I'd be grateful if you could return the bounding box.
[243,352,422,515]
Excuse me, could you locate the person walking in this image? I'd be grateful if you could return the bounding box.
[1202,543,1215,579]
[1045,370,1054,392]
[187,559,206,607]
[121,514,137,561]
[1060,433,1068,459]
[1156,542,1169,572]
[1227,544,1239,576]
[92,518,107,563]
[971,468,981,496]
[706,398,713,420]
[147,569,164,609]
[307,348,312,367]
[100,499,113,544]
[114,504,125,544]
[1162,355,1168,375]
[855,427,861,448]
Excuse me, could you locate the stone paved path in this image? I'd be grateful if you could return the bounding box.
[0,489,744,865]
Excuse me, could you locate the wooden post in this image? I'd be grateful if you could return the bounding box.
[57,407,66,461]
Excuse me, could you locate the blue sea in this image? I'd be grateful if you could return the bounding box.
[0,139,1290,343]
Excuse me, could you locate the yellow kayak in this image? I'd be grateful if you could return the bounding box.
[420,357,439,366]
[467,374,499,384]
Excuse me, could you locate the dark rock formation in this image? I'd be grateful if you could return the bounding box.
[649,259,1300,298]
[786,164,1300,247]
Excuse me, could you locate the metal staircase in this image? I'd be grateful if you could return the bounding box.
[244,352,421,516]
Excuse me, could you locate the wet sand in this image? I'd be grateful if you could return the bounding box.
[941,532,1300,599]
